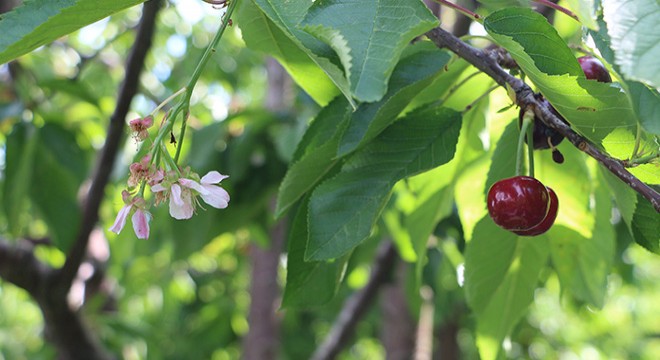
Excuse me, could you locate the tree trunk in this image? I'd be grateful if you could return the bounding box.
[381,262,416,360]
[242,58,291,360]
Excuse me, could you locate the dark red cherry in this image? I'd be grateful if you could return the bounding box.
[514,187,558,236]
[519,96,567,150]
[578,56,612,83]
[487,176,550,231]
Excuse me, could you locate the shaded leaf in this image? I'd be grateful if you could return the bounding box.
[630,195,660,254]
[338,45,452,156]
[306,105,462,261]
[2,123,38,237]
[282,201,348,308]
[300,0,438,102]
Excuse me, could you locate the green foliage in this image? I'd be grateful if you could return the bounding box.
[0,1,659,359]
[300,0,439,102]
[602,0,660,91]
[0,0,146,64]
[306,105,461,260]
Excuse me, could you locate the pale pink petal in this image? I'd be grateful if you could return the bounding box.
[170,184,184,206]
[151,183,167,192]
[169,187,194,219]
[200,185,229,209]
[179,178,209,195]
[132,210,151,239]
[201,171,228,185]
[109,204,132,234]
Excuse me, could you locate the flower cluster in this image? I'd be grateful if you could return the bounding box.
[109,115,230,239]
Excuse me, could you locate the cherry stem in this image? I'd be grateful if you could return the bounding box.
[517,111,534,176]
[462,84,498,113]
[532,0,579,22]
[526,116,535,177]
[434,0,482,22]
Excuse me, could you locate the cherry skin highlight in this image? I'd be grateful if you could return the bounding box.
[578,56,612,83]
[514,187,558,236]
[487,176,550,231]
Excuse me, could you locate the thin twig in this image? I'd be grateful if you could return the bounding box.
[57,0,162,294]
[425,27,660,212]
[311,241,398,360]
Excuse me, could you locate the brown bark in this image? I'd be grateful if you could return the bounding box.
[242,58,291,360]
[381,262,416,360]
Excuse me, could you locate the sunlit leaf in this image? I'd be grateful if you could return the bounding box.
[0,0,146,64]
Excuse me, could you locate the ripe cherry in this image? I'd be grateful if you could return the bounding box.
[514,187,558,236]
[487,176,550,231]
[578,56,612,83]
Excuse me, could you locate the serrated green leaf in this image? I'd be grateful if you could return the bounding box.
[630,194,660,254]
[282,201,348,308]
[465,218,549,360]
[300,0,439,102]
[2,122,38,237]
[235,1,339,106]
[0,0,145,64]
[250,0,356,107]
[306,105,462,260]
[548,181,615,308]
[275,97,351,217]
[589,18,660,135]
[484,8,642,158]
[602,0,660,91]
[338,46,452,156]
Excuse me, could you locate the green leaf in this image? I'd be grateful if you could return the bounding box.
[0,0,146,64]
[338,45,452,156]
[548,180,615,308]
[306,105,462,260]
[300,0,439,102]
[627,82,660,134]
[630,195,660,254]
[484,120,518,195]
[599,167,637,228]
[282,201,349,307]
[250,0,356,107]
[565,0,599,30]
[275,97,352,217]
[30,125,84,251]
[235,1,339,106]
[589,18,660,135]
[2,122,38,237]
[602,0,660,91]
[484,8,640,155]
[465,218,550,360]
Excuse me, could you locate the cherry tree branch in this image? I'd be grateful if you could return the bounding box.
[311,241,398,360]
[56,0,162,293]
[425,27,660,212]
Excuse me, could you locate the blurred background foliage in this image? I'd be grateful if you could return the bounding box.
[0,1,659,359]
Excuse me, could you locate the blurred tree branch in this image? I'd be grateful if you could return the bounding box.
[425,26,660,212]
[311,241,398,360]
[0,0,162,358]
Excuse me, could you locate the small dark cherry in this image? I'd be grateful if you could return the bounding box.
[519,96,567,151]
[514,187,558,236]
[578,56,612,83]
[487,176,550,231]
